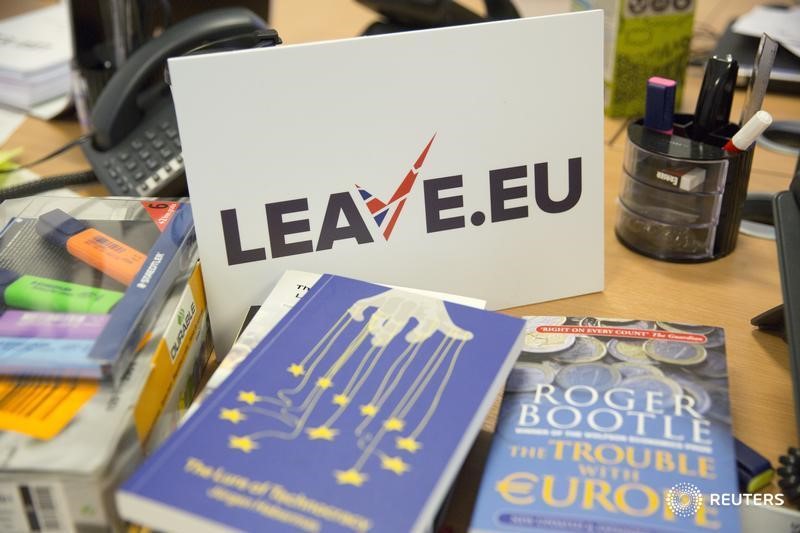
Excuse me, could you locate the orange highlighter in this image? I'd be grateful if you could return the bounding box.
[36,209,147,286]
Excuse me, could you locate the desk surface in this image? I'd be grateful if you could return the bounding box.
[4,0,800,529]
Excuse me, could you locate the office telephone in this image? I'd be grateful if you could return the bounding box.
[357,0,519,35]
[82,8,280,197]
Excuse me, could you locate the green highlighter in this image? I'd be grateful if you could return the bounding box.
[0,268,124,314]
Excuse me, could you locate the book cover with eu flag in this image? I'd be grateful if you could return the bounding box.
[469,316,740,532]
[117,274,525,532]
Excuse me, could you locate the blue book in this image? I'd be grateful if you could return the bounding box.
[469,316,740,533]
[117,274,525,532]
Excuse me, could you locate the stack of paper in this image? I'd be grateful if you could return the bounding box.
[733,5,800,59]
[0,3,71,111]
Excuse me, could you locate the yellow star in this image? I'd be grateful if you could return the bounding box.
[334,468,367,487]
[360,404,378,417]
[306,425,339,441]
[332,394,349,406]
[287,363,305,377]
[380,455,410,475]
[237,390,261,405]
[229,435,258,453]
[316,377,333,389]
[219,408,246,424]
[396,436,422,453]
[383,417,405,432]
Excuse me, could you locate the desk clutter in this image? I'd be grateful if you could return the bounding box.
[0,226,774,532]
[615,37,777,262]
[1,1,799,531]
[0,197,197,381]
[0,196,213,530]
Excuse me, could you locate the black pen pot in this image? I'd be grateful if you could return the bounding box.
[615,114,755,262]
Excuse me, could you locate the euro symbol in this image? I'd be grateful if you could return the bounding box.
[496,472,538,505]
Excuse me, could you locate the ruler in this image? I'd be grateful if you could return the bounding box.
[740,34,778,125]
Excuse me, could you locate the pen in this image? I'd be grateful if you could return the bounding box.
[644,77,676,135]
[0,310,109,339]
[735,438,774,493]
[723,111,773,153]
[0,267,124,314]
[693,55,739,142]
[36,209,147,286]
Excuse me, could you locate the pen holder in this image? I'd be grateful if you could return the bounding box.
[615,114,755,262]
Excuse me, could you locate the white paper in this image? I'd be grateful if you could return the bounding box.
[0,3,71,75]
[0,3,72,109]
[733,6,800,59]
[168,12,605,355]
[28,94,72,120]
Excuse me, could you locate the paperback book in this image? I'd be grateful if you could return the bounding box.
[470,316,739,533]
[184,269,486,423]
[117,274,525,532]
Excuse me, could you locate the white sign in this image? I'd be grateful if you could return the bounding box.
[168,11,605,355]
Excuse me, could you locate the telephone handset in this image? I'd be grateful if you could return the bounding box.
[82,8,280,197]
[357,0,519,35]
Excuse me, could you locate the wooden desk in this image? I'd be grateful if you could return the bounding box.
[3,1,800,530]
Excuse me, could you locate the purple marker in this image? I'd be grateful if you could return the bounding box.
[645,76,676,135]
[0,310,109,340]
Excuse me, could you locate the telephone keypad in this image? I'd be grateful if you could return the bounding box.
[89,103,184,196]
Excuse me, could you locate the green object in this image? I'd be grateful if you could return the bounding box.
[746,468,775,493]
[0,147,22,170]
[2,273,124,314]
[0,147,22,187]
[573,0,695,118]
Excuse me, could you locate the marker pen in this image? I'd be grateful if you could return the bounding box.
[644,77,676,135]
[0,336,98,376]
[36,209,147,286]
[0,310,109,339]
[693,55,738,142]
[723,111,773,153]
[0,268,124,314]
